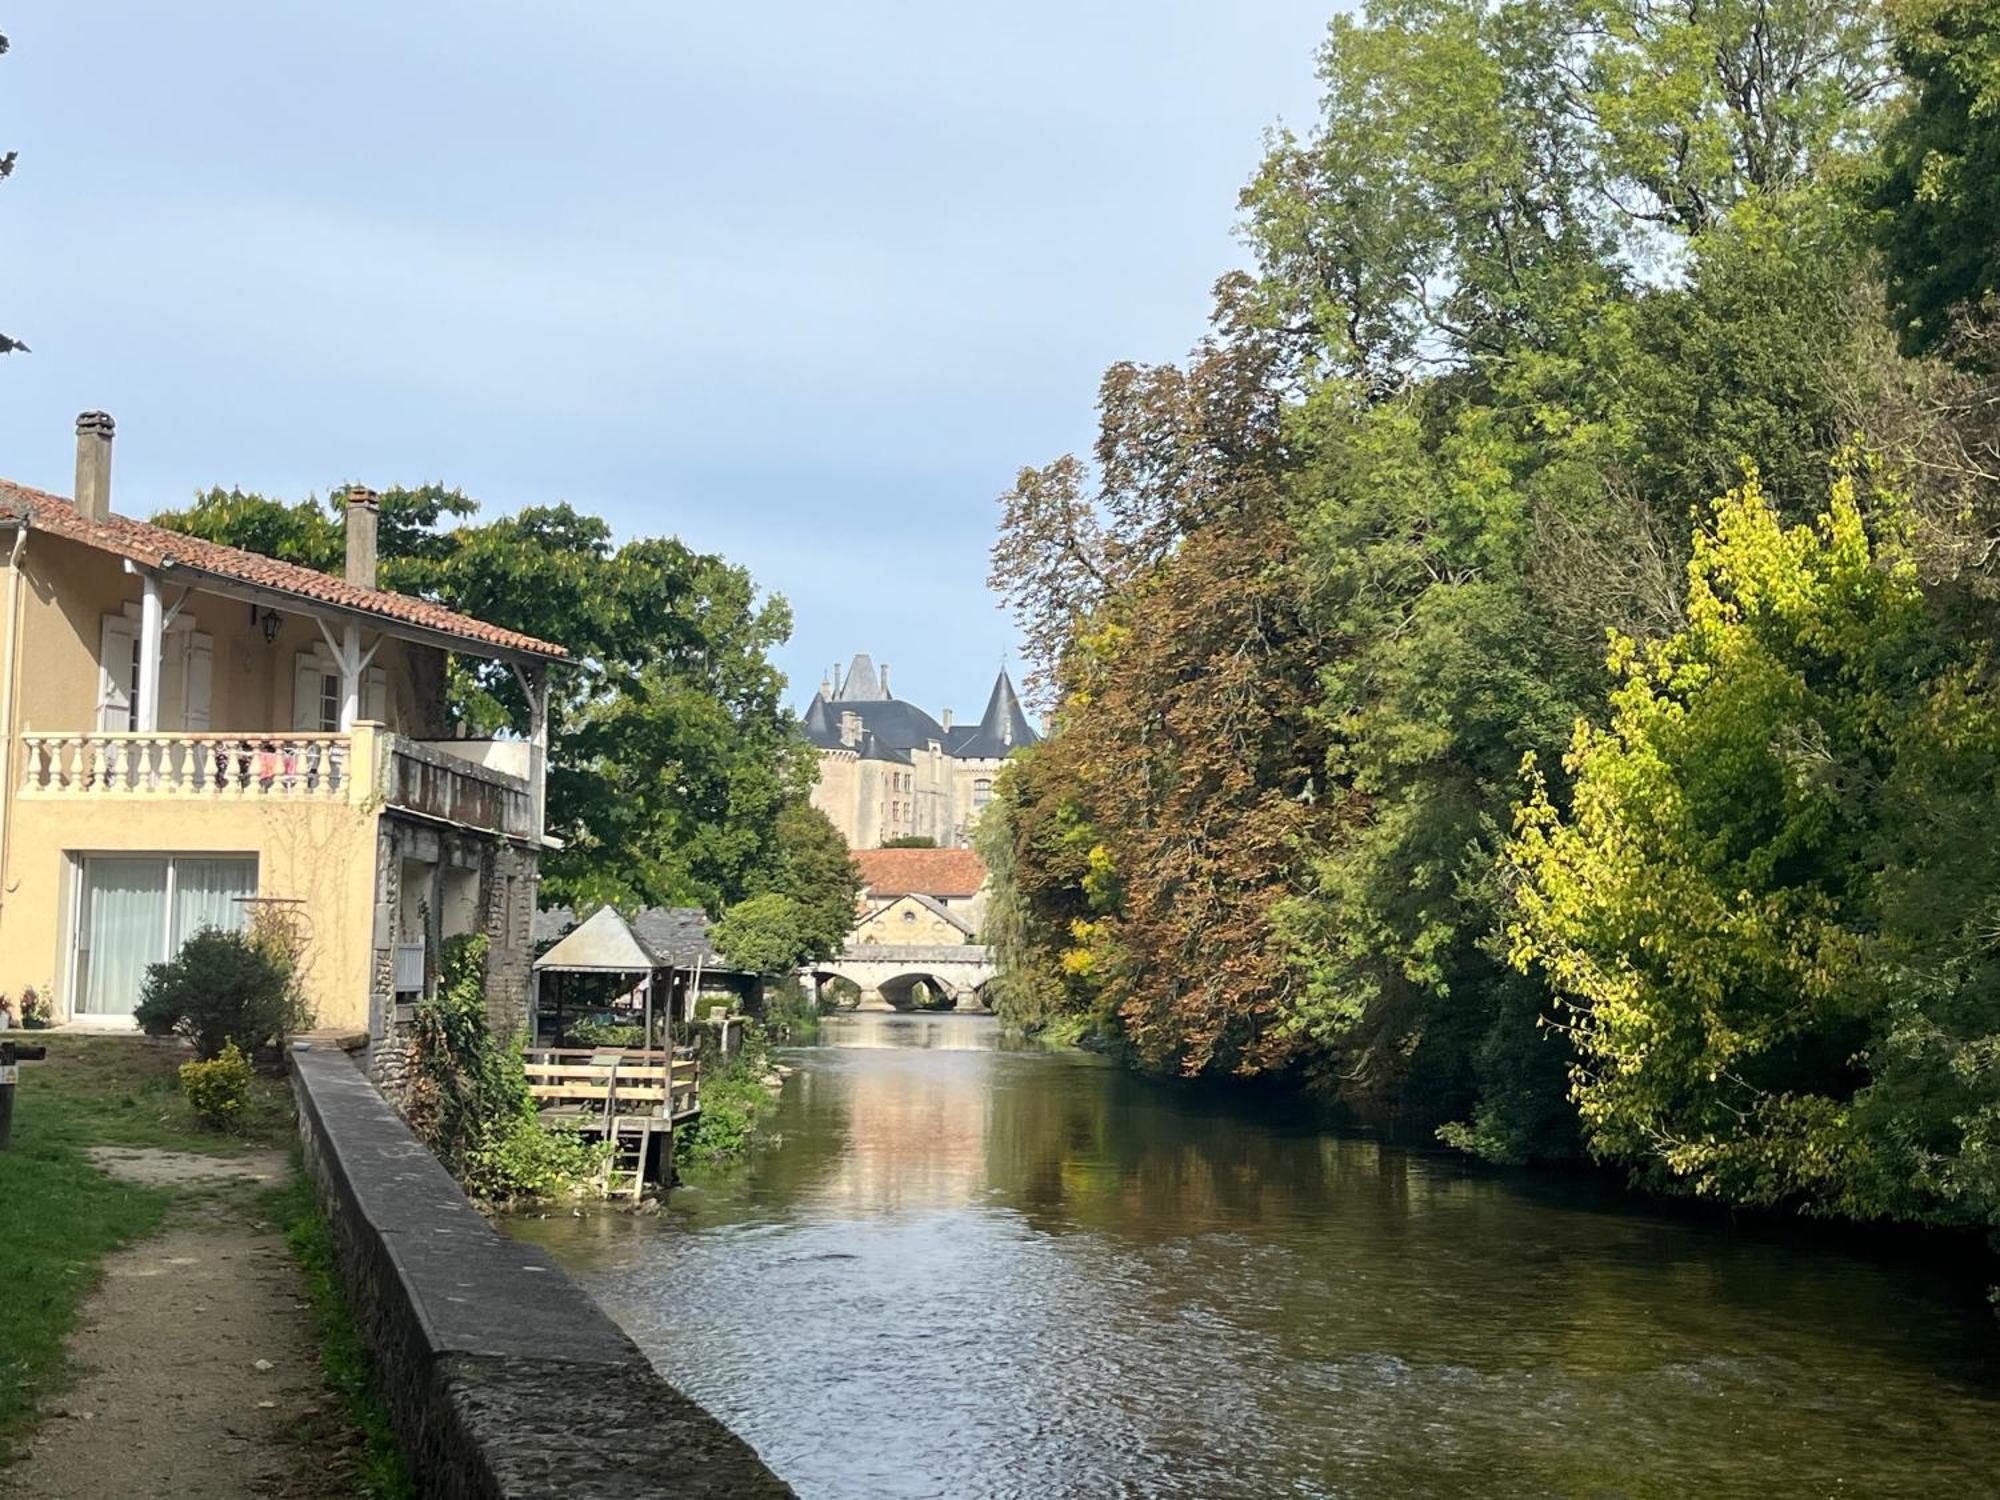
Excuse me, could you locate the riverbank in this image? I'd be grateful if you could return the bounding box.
[0,1034,412,1497]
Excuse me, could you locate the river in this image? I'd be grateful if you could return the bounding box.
[507,1012,2000,1499]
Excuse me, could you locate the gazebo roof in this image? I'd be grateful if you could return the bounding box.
[532,905,659,974]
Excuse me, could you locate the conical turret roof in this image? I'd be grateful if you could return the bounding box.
[946,669,1039,759]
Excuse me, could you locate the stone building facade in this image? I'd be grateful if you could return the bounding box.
[805,653,1038,849]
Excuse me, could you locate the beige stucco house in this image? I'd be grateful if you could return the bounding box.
[0,414,567,1081]
[850,847,990,938]
[805,653,1037,849]
[851,892,975,946]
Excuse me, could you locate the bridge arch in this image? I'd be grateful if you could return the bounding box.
[806,945,998,1014]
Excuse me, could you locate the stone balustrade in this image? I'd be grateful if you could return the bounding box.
[18,731,353,800]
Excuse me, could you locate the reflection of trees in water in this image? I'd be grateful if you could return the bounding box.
[805,1054,990,1213]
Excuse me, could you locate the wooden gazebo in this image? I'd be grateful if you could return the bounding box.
[527,906,698,1199]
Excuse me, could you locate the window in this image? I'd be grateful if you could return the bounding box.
[98,613,214,733]
[74,855,257,1019]
[972,777,994,811]
[296,649,389,731]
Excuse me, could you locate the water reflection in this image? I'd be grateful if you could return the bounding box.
[509,1012,2000,1499]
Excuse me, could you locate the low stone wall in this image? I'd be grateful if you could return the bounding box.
[290,1046,793,1499]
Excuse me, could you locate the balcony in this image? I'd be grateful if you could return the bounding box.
[384,737,536,841]
[18,729,538,840]
[19,732,354,802]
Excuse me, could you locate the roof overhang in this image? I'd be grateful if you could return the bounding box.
[145,556,566,668]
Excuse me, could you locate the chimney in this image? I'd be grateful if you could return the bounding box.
[942,708,953,730]
[344,486,380,589]
[880,663,891,697]
[74,412,114,520]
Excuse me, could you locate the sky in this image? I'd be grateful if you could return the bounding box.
[0,2,1332,720]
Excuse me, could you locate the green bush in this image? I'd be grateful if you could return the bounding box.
[136,928,305,1062]
[462,1110,606,1201]
[180,1041,254,1130]
[676,1021,779,1165]
[761,976,825,1040]
[405,934,607,1202]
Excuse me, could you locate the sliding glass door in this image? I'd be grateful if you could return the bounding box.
[75,855,258,1019]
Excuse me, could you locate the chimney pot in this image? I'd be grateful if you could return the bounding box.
[74,411,114,520]
[344,485,380,590]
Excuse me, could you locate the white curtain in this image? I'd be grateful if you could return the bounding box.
[171,858,257,951]
[78,856,257,1018]
[79,858,168,1016]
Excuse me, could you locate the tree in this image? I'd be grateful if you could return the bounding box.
[710,893,809,978]
[1,28,24,355]
[151,485,813,915]
[1505,463,1983,1211]
[1874,0,2000,357]
[738,804,861,966]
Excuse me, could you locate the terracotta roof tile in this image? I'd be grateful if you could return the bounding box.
[852,847,987,899]
[0,480,568,661]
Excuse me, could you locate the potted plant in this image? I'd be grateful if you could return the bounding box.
[20,985,51,1029]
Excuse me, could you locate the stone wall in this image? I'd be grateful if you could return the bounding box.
[367,814,539,1101]
[290,1045,793,1499]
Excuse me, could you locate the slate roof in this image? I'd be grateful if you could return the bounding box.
[0,480,568,661]
[533,905,741,971]
[832,652,888,701]
[853,847,988,899]
[945,670,1039,759]
[802,692,935,761]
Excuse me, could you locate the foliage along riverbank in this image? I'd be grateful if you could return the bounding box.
[980,0,2000,1241]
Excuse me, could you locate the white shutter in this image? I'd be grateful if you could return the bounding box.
[98,616,135,731]
[294,652,325,731]
[362,665,389,725]
[183,633,214,730]
[158,633,186,730]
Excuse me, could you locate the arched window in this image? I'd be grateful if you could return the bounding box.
[972,777,993,810]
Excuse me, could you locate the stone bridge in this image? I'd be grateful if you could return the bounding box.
[805,944,998,1013]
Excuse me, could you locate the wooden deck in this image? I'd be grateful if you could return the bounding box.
[522,1048,700,1200]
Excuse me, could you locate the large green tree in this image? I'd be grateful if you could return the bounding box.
[712,804,862,974]
[152,486,814,915]
[1874,0,2000,357]
[1510,462,2000,1225]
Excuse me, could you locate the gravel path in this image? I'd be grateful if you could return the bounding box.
[4,1153,338,1499]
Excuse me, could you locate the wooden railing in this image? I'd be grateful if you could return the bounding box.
[18,732,352,800]
[522,1048,701,1122]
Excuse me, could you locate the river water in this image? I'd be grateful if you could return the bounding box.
[508,1012,2000,1499]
